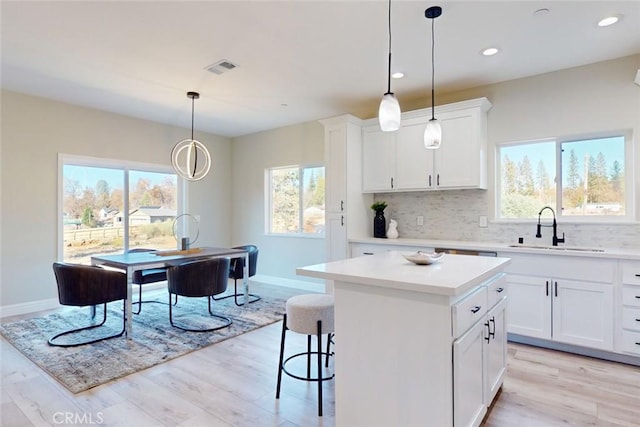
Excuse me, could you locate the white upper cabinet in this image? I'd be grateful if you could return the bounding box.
[362,97,492,193]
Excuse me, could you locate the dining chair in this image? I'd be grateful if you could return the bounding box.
[213,244,260,306]
[128,248,170,314]
[166,257,232,332]
[49,262,127,347]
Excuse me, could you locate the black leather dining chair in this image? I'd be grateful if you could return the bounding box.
[213,244,260,306]
[166,257,232,332]
[128,248,169,314]
[49,262,127,347]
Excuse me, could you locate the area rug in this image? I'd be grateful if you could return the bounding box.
[0,295,286,393]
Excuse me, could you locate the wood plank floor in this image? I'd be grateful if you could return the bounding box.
[2,283,639,426]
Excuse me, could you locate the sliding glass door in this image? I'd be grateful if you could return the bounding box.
[61,156,179,264]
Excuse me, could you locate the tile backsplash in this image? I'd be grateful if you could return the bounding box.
[375,190,640,249]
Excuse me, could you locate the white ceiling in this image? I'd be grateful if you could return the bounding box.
[2,1,639,138]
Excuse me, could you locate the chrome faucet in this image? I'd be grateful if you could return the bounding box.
[535,206,565,246]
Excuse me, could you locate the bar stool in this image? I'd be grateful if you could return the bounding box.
[276,293,335,416]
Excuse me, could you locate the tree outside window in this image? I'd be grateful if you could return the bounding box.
[498,135,628,220]
[268,165,325,235]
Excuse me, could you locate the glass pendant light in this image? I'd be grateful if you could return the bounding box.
[378,0,400,132]
[424,6,442,149]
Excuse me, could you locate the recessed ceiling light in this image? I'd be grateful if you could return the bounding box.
[598,15,621,27]
[392,72,404,79]
[482,47,499,56]
[534,8,550,16]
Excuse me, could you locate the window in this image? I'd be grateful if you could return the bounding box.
[497,134,631,221]
[60,155,179,264]
[267,165,325,235]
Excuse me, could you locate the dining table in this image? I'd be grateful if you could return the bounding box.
[91,246,249,338]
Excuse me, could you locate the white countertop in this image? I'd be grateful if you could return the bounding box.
[350,237,640,260]
[296,251,510,297]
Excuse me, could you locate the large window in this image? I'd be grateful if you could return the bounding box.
[267,165,325,235]
[61,155,179,264]
[497,134,631,221]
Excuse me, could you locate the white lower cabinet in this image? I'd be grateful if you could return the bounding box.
[501,253,615,351]
[454,317,486,427]
[485,297,507,404]
[621,261,640,356]
[453,274,507,427]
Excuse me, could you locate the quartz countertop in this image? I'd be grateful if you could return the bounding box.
[296,251,510,297]
[349,237,640,260]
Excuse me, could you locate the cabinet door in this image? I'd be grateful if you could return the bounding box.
[485,298,507,406]
[453,319,486,427]
[552,279,614,350]
[506,274,551,339]
[324,124,347,213]
[326,213,347,262]
[394,117,434,190]
[435,109,485,189]
[362,125,395,192]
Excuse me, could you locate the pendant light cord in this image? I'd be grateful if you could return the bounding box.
[190,95,198,177]
[386,0,392,94]
[430,16,436,120]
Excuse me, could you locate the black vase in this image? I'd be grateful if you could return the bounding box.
[373,210,386,238]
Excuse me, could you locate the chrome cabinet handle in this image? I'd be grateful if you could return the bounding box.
[484,321,491,343]
[489,317,496,339]
[471,306,482,314]
[341,215,344,226]
[391,177,394,188]
[554,281,558,297]
[496,287,504,293]
[437,174,440,186]
[340,200,344,212]
[428,175,432,187]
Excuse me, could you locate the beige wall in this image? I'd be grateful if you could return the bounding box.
[0,91,232,311]
[230,121,326,285]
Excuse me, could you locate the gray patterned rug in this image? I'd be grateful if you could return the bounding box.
[0,295,286,393]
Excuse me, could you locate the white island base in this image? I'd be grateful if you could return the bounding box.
[297,251,510,427]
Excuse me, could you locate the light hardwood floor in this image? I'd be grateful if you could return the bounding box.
[2,283,639,427]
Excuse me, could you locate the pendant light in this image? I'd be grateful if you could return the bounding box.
[378,0,401,132]
[171,91,212,181]
[424,6,442,149]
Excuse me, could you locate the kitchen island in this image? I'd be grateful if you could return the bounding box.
[297,251,511,427]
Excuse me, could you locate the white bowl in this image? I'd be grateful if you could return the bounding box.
[402,251,445,265]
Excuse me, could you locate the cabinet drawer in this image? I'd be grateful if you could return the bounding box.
[620,330,640,356]
[487,274,507,309]
[622,262,640,285]
[452,286,488,338]
[622,285,640,307]
[622,307,640,332]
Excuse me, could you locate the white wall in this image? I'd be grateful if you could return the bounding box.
[0,91,232,312]
[230,121,326,287]
[375,55,640,248]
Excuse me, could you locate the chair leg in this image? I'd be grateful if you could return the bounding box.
[211,278,261,305]
[169,293,232,332]
[307,334,312,378]
[317,320,323,417]
[275,314,287,399]
[48,302,126,347]
[325,333,332,368]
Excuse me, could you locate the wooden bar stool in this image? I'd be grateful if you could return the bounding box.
[276,294,335,416]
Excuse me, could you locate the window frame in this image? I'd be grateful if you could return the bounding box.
[265,163,325,237]
[58,153,185,261]
[495,130,635,223]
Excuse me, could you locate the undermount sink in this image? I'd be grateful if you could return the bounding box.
[507,244,604,253]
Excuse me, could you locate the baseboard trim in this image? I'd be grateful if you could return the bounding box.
[508,333,640,367]
[0,298,60,319]
[251,274,325,293]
